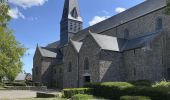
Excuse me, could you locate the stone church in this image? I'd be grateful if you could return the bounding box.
[33,0,170,88]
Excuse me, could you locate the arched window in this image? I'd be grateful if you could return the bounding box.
[156,18,163,31]
[71,8,78,18]
[68,62,72,72]
[84,57,89,70]
[124,29,129,39]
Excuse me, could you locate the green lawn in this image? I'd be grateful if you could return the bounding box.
[0,86,5,90]
[18,98,66,100]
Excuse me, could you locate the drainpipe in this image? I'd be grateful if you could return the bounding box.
[77,53,80,88]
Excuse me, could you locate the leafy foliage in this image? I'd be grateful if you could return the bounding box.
[63,88,93,98]
[71,94,94,100]
[165,0,170,14]
[0,4,26,81]
[120,96,151,100]
[129,80,151,87]
[85,82,170,100]
[0,4,11,27]
[152,80,170,89]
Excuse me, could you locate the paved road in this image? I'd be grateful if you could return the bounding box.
[0,90,37,99]
[0,90,59,100]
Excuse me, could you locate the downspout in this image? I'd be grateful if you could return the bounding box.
[77,53,80,87]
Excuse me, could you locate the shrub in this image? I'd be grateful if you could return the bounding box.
[71,94,94,100]
[0,83,5,87]
[63,88,93,98]
[152,80,170,88]
[85,82,134,100]
[85,82,170,100]
[5,82,26,86]
[120,96,151,100]
[129,80,151,87]
[124,86,170,100]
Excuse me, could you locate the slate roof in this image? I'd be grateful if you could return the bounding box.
[89,31,162,52]
[72,0,166,41]
[62,0,82,22]
[70,40,83,52]
[46,41,60,48]
[123,31,162,51]
[90,33,125,51]
[38,47,57,58]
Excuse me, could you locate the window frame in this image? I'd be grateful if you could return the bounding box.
[84,57,89,70]
[156,17,163,31]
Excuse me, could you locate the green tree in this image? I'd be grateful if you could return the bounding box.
[166,0,170,14]
[0,3,26,81]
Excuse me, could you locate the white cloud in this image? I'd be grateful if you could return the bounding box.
[115,7,126,13]
[101,10,110,15]
[8,8,25,19]
[89,16,110,26]
[8,0,48,8]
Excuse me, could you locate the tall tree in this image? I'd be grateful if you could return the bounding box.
[166,0,170,14]
[0,3,26,81]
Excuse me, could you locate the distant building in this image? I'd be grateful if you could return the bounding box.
[33,0,170,89]
[25,73,32,81]
[15,73,32,82]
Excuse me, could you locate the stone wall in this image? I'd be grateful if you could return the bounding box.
[40,58,54,87]
[63,44,79,88]
[33,48,55,87]
[52,64,63,89]
[99,50,125,82]
[79,35,101,87]
[4,86,47,91]
[33,48,42,82]
[123,34,164,82]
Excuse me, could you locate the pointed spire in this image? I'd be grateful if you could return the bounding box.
[61,0,82,22]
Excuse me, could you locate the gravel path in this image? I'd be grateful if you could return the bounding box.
[0,90,37,100]
[0,90,59,100]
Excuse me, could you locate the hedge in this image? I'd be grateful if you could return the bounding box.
[71,94,94,100]
[120,96,151,100]
[85,82,170,100]
[129,80,151,87]
[85,82,134,100]
[124,86,170,100]
[5,82,26,86]
[63,88,93,98]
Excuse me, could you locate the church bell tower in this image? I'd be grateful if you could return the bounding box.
[60,0,83,46]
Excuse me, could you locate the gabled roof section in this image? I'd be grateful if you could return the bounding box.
[46,41,60,48]
[90,33,125,51]
[72,0,166,41]
[123,31,162,51]
[89,31,162,52]
[38,46,57,58]
[61,0,82,22]
[70,40,83,52]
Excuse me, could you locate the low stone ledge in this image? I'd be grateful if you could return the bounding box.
[36,92,62,98]
[4,86,47,90]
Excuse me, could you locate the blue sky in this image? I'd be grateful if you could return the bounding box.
[7,0,145,73]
